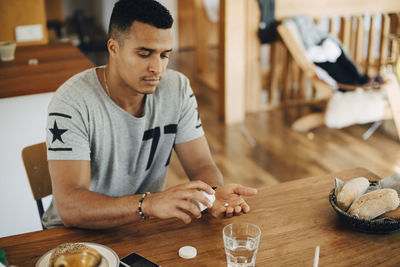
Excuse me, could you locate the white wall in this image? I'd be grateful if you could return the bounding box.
[158,0,179,51]
[92,0,117,35]
[0,93,54,237]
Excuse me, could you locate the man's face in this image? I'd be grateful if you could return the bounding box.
[110,21,173,95]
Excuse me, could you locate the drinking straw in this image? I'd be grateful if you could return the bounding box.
[313,245,320,267]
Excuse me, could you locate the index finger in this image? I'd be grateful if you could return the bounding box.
[233,184,258,196]
[185,180,215,194]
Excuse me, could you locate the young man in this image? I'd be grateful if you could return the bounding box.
[43,0,257,229]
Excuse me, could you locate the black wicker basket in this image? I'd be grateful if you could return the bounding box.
[329,186,400,234]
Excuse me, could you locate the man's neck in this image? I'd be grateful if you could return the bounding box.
[115,94,146,117]
[97,66,146,118]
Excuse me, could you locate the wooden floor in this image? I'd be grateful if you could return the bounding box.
[165,50,400,189]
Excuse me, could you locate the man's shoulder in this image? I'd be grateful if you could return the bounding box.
[156,69,190,97]
[55,68,98,97]
[49,67,99,109]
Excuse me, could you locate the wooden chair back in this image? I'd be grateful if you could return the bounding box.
[21,142,52,226]
[277,20,400,138]
[277,21,333,100]
[268,6,400,107]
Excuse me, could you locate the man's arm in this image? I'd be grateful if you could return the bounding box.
[174,136,257,218]
[49,160,215,228]
[49,160,142,228]
[174,136,223,186]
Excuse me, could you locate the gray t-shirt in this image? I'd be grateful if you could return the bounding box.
[43,67,204,227]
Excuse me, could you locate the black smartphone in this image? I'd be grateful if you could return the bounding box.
[119,252,160,267]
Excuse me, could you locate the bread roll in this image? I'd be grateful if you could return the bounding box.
[50,243,102,267]
[379,205,400,220]
[348,188,399,220]
[337,177,369,211]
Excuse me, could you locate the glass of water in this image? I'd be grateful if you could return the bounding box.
[223,222,261,267]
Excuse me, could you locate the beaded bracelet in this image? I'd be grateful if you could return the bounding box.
[138,192,150,220]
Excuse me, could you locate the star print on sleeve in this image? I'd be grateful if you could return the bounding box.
[50,120,68,143]
[47,112,73,151]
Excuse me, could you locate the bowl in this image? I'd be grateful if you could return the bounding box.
[329,182,400,234]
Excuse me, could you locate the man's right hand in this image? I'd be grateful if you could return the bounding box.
[141,180,215,224]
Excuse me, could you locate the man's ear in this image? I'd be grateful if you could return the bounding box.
[108,38,119,57]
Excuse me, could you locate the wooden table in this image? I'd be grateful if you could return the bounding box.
[0,42,94,98]
[1,168,399,266]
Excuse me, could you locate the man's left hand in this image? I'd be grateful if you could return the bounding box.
[209,184,258,218]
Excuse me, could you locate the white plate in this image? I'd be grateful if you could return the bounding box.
[36,242,119,267]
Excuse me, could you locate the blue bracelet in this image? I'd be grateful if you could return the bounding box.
[138,192,150,220]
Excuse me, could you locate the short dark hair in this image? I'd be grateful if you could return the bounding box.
[109,0,173,43]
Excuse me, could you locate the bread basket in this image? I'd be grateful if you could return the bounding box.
[329,180,400,234]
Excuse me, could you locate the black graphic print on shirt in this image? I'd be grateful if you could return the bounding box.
[48,112,72,151]
[143,124,178,170]
[189,93,202,129]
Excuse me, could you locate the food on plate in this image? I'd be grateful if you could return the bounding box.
[348,188,400,220]
[336,177,369,210]
[49,243,102,267]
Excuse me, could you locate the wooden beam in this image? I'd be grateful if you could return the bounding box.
[45,0,64,21]
[194,0,210,80]
[366,14,376,75]
[277,23,316,79]
[218,0,246,124]
[268,41,284,105]
[218,0,226,120]
[379,14,391,73]
[339,16,351,51]
[245,0,262,113]
[280,47,289,102]
[385,74,400,140]
[192,0,219,90]
[177,0,196,49]
[355,15,364,69]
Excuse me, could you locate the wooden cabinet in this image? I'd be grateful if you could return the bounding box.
[0,0,49,45]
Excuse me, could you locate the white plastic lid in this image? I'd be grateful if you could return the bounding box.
[178,246,197,259]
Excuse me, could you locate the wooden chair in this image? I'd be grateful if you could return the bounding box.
[277,21,400,139]
[22,142,52,229]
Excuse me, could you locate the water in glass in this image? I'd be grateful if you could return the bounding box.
[224,236,258,267]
